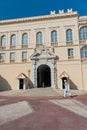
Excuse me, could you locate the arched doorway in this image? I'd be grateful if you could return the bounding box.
[37,65,51,88]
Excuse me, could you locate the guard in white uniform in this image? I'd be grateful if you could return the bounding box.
[63,80,71,97]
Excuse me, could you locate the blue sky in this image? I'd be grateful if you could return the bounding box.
[0,0,87,20]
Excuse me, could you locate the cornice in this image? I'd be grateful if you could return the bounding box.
[79,16,87,20]
[79,16,87,23]
[0,12,78,25]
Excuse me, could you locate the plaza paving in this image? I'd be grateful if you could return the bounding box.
[0,88,87,130]
[50,99,87,118]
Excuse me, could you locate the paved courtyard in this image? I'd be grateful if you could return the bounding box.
[0,88,87,130]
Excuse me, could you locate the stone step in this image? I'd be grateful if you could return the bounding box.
[0,88,87,97]
[0,87,58,97]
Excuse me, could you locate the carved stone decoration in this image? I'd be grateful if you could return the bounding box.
[30,45,58,88]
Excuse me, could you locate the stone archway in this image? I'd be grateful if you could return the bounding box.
[37,65,51,88]
[30,45,58,88]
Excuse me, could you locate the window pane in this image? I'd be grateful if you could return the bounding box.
[10,52,15,60]
[1,36,6,46]
[0,53,5,60]
[36,32,43,44]
[81,46,87,58]
[51,31,57,43]
[68,49,73,57]
[66,29,73,42]
[22,34,28,45]
[11,35,16,46]
[79,27,87,40]
[22,52,27,59]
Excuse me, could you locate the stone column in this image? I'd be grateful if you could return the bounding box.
[54,67,58,89]
[51,59,58,89]
[51,60,55,88]
[32,60,37,88]
[34,66,37,87]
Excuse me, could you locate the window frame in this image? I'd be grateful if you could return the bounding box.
[22,51,28,62]
[22,33,28,45]
[66,29,73,42]
[10,52,15,61]
[1,35,6,47]
[0,53,5,63]
[81,46,87,59]
[68,48,74,58]
[51,30,58,43]
[10,34,16,47]
[79,26,87,41]
[36,32,43,44]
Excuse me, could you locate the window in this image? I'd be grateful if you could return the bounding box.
[51,30,57,43]
[1,36,6,47]
[66,29,73,42]
[36,32,43,44]
[85,68,87,77]
[22,52,27,62]
[0,53,5,62]
[22,33,28,45]
[68,48,74,57]
[81,46,87,59]
[79,27,87,40]
[11,35,16,47]
[10,52,15,61]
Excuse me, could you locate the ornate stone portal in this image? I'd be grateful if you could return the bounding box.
[30,45,58,88]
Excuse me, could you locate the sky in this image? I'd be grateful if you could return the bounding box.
[0,0,87,20]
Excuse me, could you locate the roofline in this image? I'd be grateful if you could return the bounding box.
[0,12,78,25]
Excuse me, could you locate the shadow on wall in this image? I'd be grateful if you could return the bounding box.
[69,79,78,90]
[0,75,12,91]
[26,77,34,89]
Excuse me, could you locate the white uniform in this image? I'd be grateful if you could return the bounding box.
[64,82,71,97]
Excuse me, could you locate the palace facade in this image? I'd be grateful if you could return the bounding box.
[0,9,87,91]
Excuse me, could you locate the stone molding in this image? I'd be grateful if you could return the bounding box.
[0,12,78,25]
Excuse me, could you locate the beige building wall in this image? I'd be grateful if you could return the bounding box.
[57,61,82,90]
[0,9,87,91]
[81,63,87,90]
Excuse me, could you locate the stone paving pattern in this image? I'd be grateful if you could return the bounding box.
[50,99,87,118]
[0,88,87,130]
[0,101,33,125]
